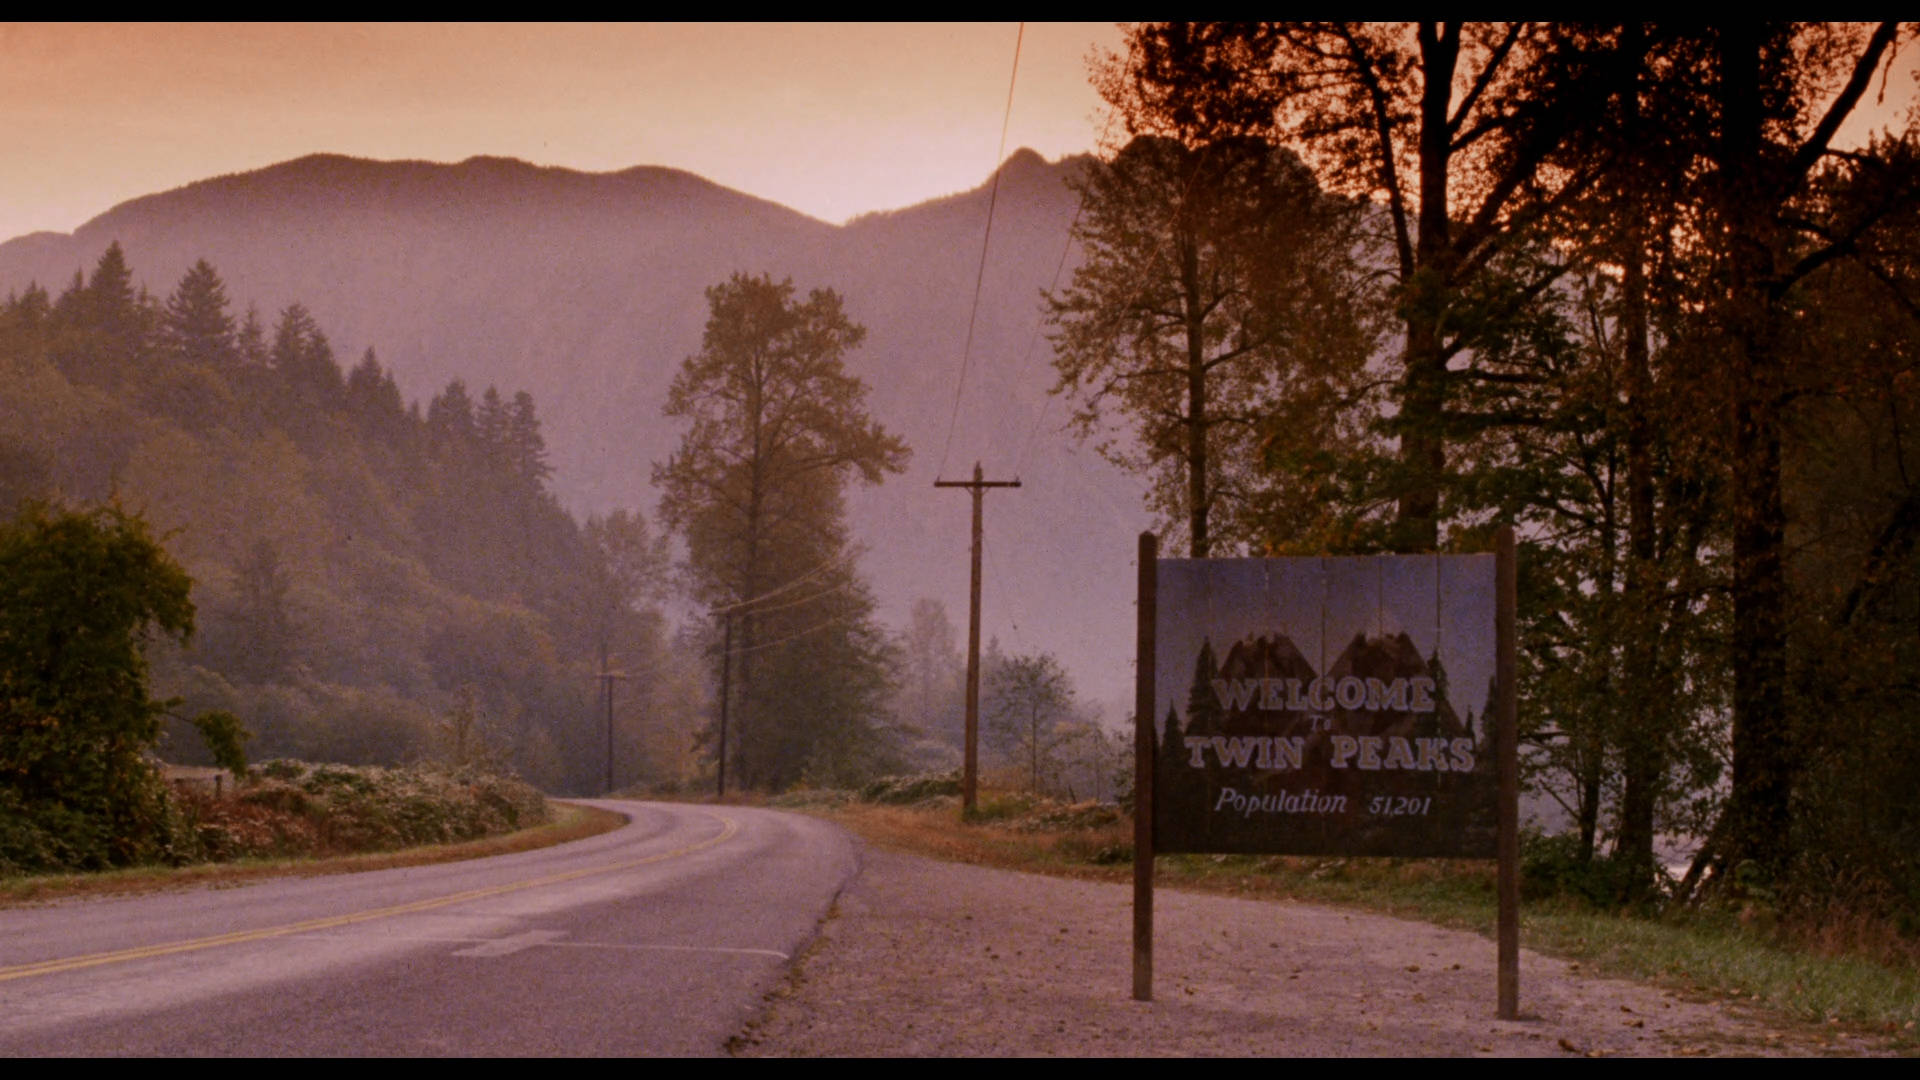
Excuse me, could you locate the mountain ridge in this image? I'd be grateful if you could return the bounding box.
[0,148,1149,702]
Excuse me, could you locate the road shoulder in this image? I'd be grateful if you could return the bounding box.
[736,844,1887,1057]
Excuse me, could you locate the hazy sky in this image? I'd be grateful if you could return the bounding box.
[0,22,1126,244]
[6,23,1915,248]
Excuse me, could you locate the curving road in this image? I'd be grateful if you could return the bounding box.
[0,802,856,1056]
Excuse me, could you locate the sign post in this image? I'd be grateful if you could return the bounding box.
[1496,525,1519,1018]
[1132,529,1520,1014]
[1133,532,1156,1001]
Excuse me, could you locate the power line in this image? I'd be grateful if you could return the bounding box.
[1011,124,1224,483]
[708,547,857,615]
[730,609,863,657]
[1009,76,1125,479]
[937,21,1025,482]
[727,578,853,619]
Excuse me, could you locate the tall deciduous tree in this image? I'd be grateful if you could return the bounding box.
[1117,23,1633,551]
[654,273,910,789]
[1047,125,1373,556]
[1682,22,1906,883]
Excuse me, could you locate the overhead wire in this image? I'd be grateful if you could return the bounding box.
[729,578,855,619]
[730,610,864,658]
[1007,78,1125,479]
[936,21,1025,482]
[1009,92,1226,490]
[708,546,857,616]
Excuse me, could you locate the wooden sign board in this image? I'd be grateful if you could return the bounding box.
[1131,531,1520,1016]
[1151,554,1498,857]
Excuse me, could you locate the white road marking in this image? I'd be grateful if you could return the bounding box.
[452,930,569,957]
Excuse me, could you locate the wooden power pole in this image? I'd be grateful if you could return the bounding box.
[934,461,1021,811]
[595,663,631,796]
[716,610,732,798]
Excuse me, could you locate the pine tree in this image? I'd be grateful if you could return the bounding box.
[270,302,344,409]
[506,391,552,489]
[163,259,238,368]
[427,379,477,454]
[236,305,268,367]
[476,385,510,468]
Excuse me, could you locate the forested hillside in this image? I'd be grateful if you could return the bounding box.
[0,245,702,793]
[0,150,1149,695]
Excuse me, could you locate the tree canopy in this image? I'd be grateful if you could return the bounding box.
[1081,21,1920,915]
[0,502,193,866]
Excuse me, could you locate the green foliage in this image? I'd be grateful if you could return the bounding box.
[1045,121,1374,558]
[190,709,252,779]
[1520,830,1636,908]
[858,769,962,805]
[2,249,702,794]
[1086,22,1920,922]
[0,501,196,866]
[982,647,1078,795]
[169,760,549,863]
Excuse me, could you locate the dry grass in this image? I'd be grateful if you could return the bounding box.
[0,800,626,908]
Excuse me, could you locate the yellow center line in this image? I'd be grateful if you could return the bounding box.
[0,811,740,984]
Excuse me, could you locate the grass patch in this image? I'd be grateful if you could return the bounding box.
[805,789,1919,1051]
[0,799,626,908]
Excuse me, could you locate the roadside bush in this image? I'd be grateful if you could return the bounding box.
[1521,830,1639,906]
[238,761,550,853]
[0,502,196,869]
[771,788,854,810]
[859,770,962,805]
[1010,799,1123,833]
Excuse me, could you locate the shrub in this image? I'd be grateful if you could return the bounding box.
[0,502,196,867]
[859,770,962,805]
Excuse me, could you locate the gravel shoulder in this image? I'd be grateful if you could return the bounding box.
[736,842,1890,1057]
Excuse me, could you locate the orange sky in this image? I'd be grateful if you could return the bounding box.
[0,22,1126,243]
[2,23,1914,247]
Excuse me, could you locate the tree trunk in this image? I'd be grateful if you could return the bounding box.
[1614,29,1664,899]
[1718,26,1793,884]
[1394,24,1461,554]
[1181,219,1211,558]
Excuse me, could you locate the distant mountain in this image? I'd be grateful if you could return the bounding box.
[0,150,1151,696]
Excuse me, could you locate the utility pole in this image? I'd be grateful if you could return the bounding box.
[716,610,733,798]
[596,662,631,796]
[934,461,1021,812]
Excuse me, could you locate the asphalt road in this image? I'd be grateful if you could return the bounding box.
[0,801,857,1056]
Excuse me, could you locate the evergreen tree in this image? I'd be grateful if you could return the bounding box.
[476,385,510,467]
[233,538,297,683]
[86,241,141,358]
[345,347,405,430]
[506,390,552,489]
[270,302,344,409]
[236,305,268,367]
[427,379,477,453]
[163,259,237,368]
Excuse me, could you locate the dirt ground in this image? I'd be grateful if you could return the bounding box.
[735,844,1893,1057]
